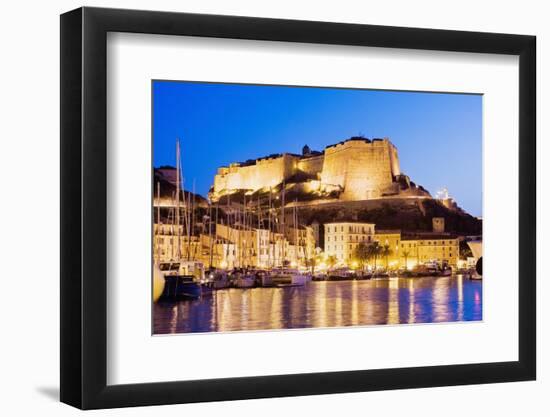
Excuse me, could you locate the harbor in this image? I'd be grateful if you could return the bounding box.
[154,275,482,334]
[153,139,483,309]
[151,82,483,334]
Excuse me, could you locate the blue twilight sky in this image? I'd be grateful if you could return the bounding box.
[153,81,482,217]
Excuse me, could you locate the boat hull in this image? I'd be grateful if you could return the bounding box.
[234,276,255,288]
[160,275,202,300]
[153,264,165,303]
[271,274,307,287]
[212,279,230,289]
[257,274,275,287]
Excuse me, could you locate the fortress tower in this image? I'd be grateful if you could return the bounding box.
[320,137,400,200]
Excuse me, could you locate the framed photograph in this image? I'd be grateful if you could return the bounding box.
[60,6,536,409]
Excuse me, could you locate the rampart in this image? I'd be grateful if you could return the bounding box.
[210,137,405,202]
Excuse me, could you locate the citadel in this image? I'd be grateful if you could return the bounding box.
[210,137,430,203]
[153,136,480,274]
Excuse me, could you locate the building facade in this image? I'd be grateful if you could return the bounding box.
[374,230,402,269]
[324,222,376,264]
[400,237,460,268]
[323,221,460,269]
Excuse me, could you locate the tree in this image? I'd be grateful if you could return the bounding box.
[401,249,411,270]
[353,243,371,272]
[326,255,337,270]
[306,255,321,275]
[382,244,392,269]
[368,242,382,271]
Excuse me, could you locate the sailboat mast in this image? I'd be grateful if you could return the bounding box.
[208,201,213,269]
[175,139,182,260]
[186,185,192,260]
[294,201,297,266]
[155,181,160,262]
[214,202,219,268]
[267,187,275,267]
[281,181,285,268]
[244,197,248,268]
[191,180,197,261]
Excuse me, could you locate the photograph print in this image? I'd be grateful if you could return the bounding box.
[152,81,483,335]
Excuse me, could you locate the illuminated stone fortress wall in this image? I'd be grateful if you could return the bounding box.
[211,137,403,201]
[321,138,400,200]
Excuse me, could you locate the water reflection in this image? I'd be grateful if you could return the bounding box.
[154,276,482,335]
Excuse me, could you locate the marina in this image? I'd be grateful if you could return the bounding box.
[151,83,483,334]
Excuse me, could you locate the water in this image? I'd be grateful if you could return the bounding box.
[153,275,482,334]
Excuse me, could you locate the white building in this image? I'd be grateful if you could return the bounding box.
[324,222,376,265]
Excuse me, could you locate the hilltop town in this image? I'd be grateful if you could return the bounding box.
[153,136,481,273]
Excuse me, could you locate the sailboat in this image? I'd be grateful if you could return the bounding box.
[270,183,307,287]
[153,182,165,302]
[233,194,256,288]
[153,263,165,303]
[158,138,204,300]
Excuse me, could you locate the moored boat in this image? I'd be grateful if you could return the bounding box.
[161,275,202,300]
[233,272,256,288]
[153,263,165,303]
[158,260,205,300]
[312,273,327,281]
[440,267,452,276]
[208,270,231,289]
[271,271,307,287]
[256,272,275,287]
[355,272,372,280]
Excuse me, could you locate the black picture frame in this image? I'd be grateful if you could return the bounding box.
[60,6,536,410]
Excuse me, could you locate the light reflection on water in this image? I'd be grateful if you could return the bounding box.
[153,276,482,335]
